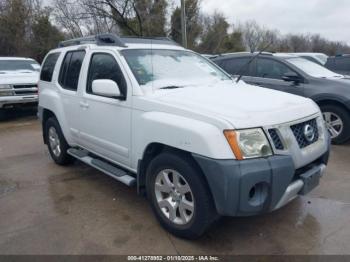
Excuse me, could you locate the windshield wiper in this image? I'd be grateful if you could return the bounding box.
[159,86,183,90]
[236,42,272,83]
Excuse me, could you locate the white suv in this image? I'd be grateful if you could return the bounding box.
[0,57,40,111]
[38,34,330,239]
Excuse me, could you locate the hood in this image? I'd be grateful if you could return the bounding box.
[151,81,319,129]
[0,71,39,85]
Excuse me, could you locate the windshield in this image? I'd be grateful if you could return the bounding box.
[121,49,231,89]
[287,57,343,78]
[0,60,40,72]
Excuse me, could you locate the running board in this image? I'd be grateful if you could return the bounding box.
[67,148,136,187]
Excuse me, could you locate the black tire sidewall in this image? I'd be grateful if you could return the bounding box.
[146,152,216,239]
[321,105,350,144]
[45,117,72,165]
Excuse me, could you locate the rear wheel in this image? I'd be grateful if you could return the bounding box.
[45,117,74,165]
[146,152,217,239]
[321,104,350,144]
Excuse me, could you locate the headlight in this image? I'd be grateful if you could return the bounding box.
[0,85,13,96]
[0,84,12,89]
[224,128,272,160]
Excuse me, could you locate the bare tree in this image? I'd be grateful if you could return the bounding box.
[54,0,85,37]
[240,20,262,52]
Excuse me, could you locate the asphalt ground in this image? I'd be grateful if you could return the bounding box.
[0,111,349,255]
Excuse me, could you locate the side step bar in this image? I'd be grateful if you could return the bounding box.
[67,148,136,187]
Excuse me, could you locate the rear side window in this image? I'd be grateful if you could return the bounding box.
[86,53,127,97]
[59,50,86,91]
[40,53,60,82]
[220,58,252,76]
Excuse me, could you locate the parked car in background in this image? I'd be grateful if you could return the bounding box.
[288,53,328,66]
[326,54,350,76]
[212,53,350,144]
[38,34,330,239]
[0,57,40,114]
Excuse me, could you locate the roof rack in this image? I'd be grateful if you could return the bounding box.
[120,36,180,46]
[58,34,127,48]
[58,33,180,48]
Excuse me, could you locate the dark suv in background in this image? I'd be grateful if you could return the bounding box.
[326,55,350,76]
[212,53,350,144]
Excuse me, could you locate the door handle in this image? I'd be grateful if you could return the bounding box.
[79,101,89,109]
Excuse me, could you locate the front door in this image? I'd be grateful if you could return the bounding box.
[247,57,305,96]
[77,51,132,167]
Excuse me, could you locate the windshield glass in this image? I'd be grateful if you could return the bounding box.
[287,57,342,78]
[0,60,40,72]
[121,49,231,89]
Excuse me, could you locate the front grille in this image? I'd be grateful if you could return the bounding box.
[290,119,319,149]
[13,84,38,96]
[268,129,284,150]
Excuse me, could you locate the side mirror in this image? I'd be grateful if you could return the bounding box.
[282,72,302,83]
[92,79,122,98]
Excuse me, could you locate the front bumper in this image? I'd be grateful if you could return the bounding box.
[0,95,38,108]
[193,146,330,217]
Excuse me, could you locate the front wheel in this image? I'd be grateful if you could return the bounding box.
[321,105,350,144]
[146,152,217,239]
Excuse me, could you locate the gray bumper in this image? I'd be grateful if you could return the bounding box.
[193,148,330,217]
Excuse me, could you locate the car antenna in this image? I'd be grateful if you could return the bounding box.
[236,42,272,83]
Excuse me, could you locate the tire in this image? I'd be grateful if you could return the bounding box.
[45,117,74,165]
[321,104,350,145]
[146,152,217,239]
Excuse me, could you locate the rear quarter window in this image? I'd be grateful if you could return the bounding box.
[40,52,61,82]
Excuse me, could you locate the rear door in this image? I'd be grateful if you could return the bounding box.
[248,57,305,96]
[57,50,86,141]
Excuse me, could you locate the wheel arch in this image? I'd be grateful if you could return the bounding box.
[314,98,350,114]
[42,108,58,144]
[136,143,215,205]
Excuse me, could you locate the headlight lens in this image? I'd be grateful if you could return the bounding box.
[224,128,273,160]
[0,84,13,96]
[0,84,11,89]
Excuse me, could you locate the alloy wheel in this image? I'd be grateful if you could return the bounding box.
[154,169,195,225]
[48,126,61,157]
[323,111,344,139]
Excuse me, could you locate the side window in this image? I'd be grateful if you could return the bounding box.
[221,58,252,76]
[86,53,127,97]
[58,50,86,91]
[256,58,294,80]
[40,53,60,82]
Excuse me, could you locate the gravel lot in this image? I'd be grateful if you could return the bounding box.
[0,112,349,255]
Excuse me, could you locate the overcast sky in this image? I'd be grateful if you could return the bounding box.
[201,0,350,44]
